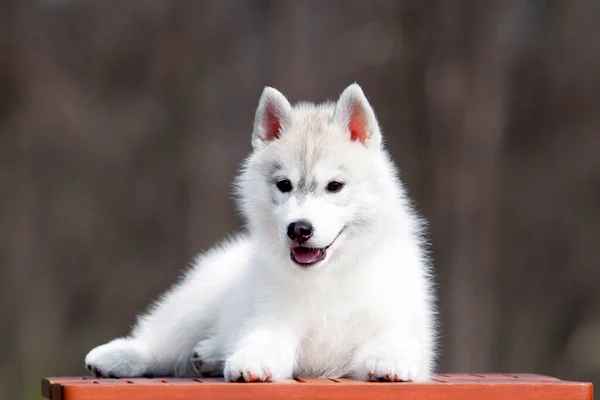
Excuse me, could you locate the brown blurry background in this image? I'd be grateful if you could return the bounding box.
[1,1,599,398]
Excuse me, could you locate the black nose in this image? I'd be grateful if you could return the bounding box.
[287,220,313,243]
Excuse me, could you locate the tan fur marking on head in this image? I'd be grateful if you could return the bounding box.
[296,109,331,179]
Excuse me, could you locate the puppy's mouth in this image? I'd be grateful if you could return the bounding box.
[291,247,326,266]
[290,229,344,267]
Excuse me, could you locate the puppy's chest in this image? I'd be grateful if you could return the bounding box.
[294,306,370,377]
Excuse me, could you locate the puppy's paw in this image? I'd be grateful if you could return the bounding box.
[355,334,423,382]
[223,346,293,382]
[191,337,223,377]
[85,338,153,378]
[362,355,420,382]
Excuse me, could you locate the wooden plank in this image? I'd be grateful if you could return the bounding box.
[42,374,594,400]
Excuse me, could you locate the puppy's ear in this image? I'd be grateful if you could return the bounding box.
[252,87,293,149]
[334,83,381,150]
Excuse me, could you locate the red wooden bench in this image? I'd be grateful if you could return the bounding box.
[42,374,593,400]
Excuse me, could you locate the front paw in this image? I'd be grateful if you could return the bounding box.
[223,347,293,382]
[191,337,223,377]
[362,355,420,382]
[355,335,423,382]
[85,338,153,378]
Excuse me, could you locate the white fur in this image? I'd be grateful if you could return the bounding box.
[85,83,437,382]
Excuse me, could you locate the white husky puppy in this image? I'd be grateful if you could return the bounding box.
[85,83,437,382]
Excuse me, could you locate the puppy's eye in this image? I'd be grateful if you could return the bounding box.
[276,179,293,193]
[326,181,344,193]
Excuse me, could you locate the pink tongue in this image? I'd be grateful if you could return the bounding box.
[293,248,320,264]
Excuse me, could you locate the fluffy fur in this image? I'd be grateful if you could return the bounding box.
[84,83,437,382]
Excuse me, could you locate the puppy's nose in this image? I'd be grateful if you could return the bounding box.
[287,220,313,243]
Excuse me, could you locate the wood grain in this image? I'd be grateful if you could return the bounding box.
[42,374,593,400]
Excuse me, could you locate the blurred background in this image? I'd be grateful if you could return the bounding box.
[1,0,599,398]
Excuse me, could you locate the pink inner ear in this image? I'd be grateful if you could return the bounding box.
[348,110,368,144]
[265,111,281,141]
